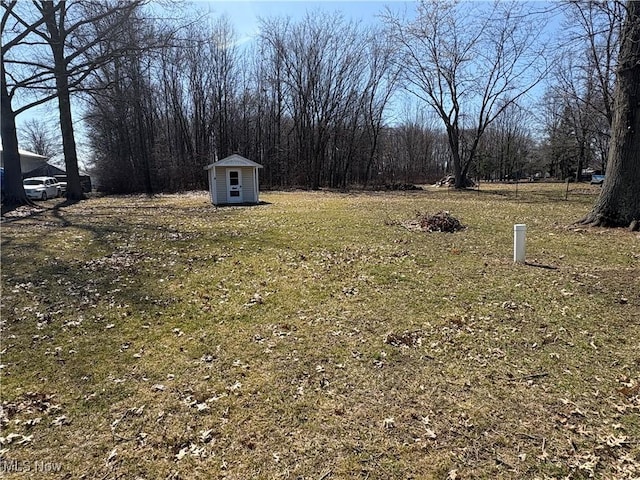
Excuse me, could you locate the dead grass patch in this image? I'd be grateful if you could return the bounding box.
[1,184,639,479]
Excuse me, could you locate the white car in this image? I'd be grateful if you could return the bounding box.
[23,176,61,200]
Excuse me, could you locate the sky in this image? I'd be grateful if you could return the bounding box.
[183,0,421,54]
[195,0,409,39]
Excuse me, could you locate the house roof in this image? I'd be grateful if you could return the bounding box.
[19,149,48,160]
[24,163,66,178]
[204,154,263,170]
[0,147,48,160]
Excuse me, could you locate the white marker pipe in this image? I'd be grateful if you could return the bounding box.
[514,224,527,263]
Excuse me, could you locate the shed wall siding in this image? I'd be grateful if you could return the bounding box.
[241,168,256,203]
[215,169,227,204]
[208,170,214,204]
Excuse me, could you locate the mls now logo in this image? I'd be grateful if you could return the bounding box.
[0,458,62,473]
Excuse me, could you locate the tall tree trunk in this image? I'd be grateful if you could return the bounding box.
[446,126,467,188]
[56,73,84,200]
[42,1,84,201]
[581,0,640,229]
[1,64,28,207]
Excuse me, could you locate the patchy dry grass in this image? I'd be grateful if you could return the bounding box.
[1,183,639,479]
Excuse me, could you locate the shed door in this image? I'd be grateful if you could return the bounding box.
[226,169,243,203]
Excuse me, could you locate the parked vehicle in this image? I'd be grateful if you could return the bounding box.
[23,176,61,200]
[54,175,92,193]
[590,174,605,185]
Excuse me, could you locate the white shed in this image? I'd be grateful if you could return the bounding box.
[204,154,263,205]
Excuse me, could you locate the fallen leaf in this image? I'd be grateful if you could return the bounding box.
[52,415,69,426]
[106,447,117,464]
[227,381,242,391]
[24,417,42,427]
[0,433,25,445]
[175,446,188,461]
[424,428,437,439]
[16,435,32,445]
[131,405,145,416]
[605,435,628,447]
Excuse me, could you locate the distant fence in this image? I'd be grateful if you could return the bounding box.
[435,180,603,204]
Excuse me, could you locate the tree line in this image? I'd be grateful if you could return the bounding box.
[86,11,437,194]
[2,0,638,228]
[86,3,548,193]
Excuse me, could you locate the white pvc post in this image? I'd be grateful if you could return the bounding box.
[514,224,527,263]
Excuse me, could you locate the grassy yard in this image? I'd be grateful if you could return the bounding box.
[1,184,638,479]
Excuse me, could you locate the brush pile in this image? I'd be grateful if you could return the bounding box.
[401,211,465,233]
[418,211,466,233]
[383,183,423,191]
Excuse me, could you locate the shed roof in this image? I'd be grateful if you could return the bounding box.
[204,154,263,170]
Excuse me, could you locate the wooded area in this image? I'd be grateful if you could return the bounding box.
[2,0,637,223]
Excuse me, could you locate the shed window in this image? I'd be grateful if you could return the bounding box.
[229,171,239,186]
[230,191,240,197]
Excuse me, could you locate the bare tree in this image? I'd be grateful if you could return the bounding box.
[87,12,239,194]
[87,11,169,194]
[2,0,145,201]
[476,102,534,181]
[359,28,398,188]
[542,95,582,179]
[84,8,399,194]
[581,0,640,229]
[1,59,27,207]
[544,53,600,181]
[542,1,624,181]
[562,0,623,127]
[384,0,549,188]
[19,118,60,158]
[1,0,62,207]
[259,12,371,189]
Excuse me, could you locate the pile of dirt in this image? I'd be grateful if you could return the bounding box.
[401,211,466,233]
